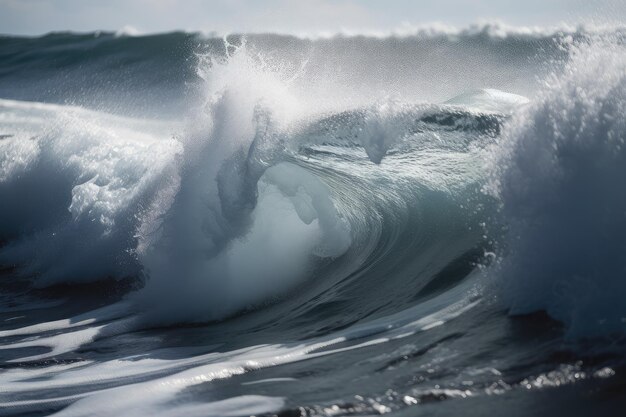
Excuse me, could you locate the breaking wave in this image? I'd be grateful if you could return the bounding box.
[487,35,626,339]
[1,24,626,417]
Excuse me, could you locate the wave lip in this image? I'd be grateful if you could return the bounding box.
[445,89,529,113]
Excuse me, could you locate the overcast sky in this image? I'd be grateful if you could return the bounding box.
[0,0,624,36]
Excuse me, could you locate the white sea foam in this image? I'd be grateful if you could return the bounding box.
[487,35,626,339]
[0,100,181,286]
[0,276,478,415]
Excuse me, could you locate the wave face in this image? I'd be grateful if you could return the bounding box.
[1,26,626,417]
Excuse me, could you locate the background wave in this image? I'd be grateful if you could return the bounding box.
[0,24,584,117]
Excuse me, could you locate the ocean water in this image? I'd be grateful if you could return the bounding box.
[1,25,626,416]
